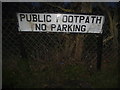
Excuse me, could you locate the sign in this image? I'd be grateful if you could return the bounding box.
[17,13,105,33]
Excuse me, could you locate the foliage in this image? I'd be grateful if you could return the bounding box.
[2,2,119,88]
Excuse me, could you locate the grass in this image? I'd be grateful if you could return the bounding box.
[88,59,118,88]
[3,56,118,88]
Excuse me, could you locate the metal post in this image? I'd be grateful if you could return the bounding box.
[96,34,103,71]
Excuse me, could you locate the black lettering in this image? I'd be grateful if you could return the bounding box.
[35,24,40,30]
[85,16,89,23]
[57,24,62,31]
[91,16,96,23]
[41,24,46,30]
[46,15,51,22]
[32,14,37,22]
[20,14,25,21]
[68,24,72,31]
[26,14,31,22]
[68,16,73,23]
[35,24,46,30]
[74,16,79,23]
[43,15,45,22]
[73,25,75,31]
[96,17,102,24]
[62,24,67,31]
[62,15,67,22]
[81,25,86,32]
[51,24,56,31]
[75,25,81,31]
[38,15,43,22]
[79,16,85,23]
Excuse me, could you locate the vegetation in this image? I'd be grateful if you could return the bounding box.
[3,55,118,88]
[2,2,119,88]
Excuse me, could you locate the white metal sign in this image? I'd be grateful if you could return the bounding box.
[17,13,105,33]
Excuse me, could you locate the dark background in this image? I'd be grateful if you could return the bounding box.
[2,2,119,88]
